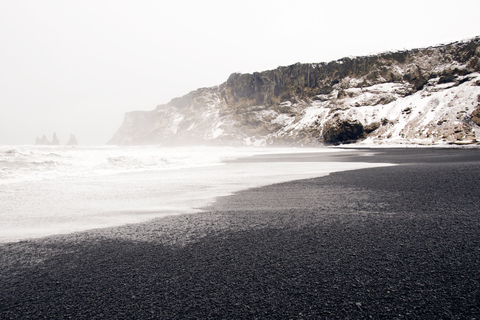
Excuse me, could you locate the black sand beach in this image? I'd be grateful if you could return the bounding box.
[1,148,480,319]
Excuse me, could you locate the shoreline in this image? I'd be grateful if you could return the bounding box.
[0,147,390,244]
[1,148,480,318]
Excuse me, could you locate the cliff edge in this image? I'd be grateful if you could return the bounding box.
[108,37,480,146]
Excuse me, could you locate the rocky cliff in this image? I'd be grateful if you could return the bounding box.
[108,37,480,146]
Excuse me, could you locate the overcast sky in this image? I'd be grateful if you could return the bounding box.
[1,0,479,145]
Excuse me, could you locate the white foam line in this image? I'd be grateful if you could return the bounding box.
[0,149,393,243]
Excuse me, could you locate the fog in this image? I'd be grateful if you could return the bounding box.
[1,0,479,145]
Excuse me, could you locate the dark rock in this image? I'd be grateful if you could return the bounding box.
[438,75,456,84]
[403,65,427,91]
[364,122,381,134]
[381,118,392,126]
[457,77,471,85]
[471,108,480,126]
[322,119,365,144]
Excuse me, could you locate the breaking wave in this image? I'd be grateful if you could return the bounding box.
[0,145,259,184]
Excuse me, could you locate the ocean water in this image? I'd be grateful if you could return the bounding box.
[0,145,387,243]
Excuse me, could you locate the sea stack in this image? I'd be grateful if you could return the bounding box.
[51,133,60,145]
[66,134,79,146]
[35,133,62,145]
[35,134,51,145]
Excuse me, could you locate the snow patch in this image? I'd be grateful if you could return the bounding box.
[212,128,224,139]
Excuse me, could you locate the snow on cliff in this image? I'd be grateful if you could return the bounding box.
[108,37,480,146]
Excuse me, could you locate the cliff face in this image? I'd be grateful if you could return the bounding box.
[108,37,480,146]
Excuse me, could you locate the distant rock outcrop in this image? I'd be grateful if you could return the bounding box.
[66,134,78,146]
[108,37,480,146]
[35,134,51,145]
[51,133,60,145]
[35,132,64,145]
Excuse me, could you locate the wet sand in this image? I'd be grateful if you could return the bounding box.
[1,148,480,319]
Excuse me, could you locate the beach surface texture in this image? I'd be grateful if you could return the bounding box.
[1,148,480,319]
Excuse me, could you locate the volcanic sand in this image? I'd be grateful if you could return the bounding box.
[1,148,480,319]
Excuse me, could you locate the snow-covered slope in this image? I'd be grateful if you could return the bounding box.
[108,37,480,146]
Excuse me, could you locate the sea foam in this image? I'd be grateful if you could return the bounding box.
[0,145,389,243]
[0,145,257,184]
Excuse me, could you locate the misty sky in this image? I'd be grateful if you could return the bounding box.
[1,0,479,145]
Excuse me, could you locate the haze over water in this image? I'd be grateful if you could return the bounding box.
[0,145,391,243]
